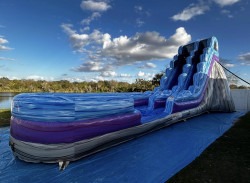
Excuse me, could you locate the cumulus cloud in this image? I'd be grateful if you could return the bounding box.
[238,52,250,63]
[213,0,240,7]
[91,75,105,82]
[100,71,117,77]
[90,72,133,82]
[62,25,191,73]
[61,24,76,35]
[137,71,155,80]
[0,37,8,44]
[61,24,109,52]
[137,71,145,77]
[172,3,209,21]
[80,0,111,12]
[72,61,109,72]
[0,37,12,51]
[81,26,90,32]
[80,1,111,26]
[103,27,191,65]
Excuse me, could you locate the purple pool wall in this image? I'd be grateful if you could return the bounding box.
[10,111,142,144]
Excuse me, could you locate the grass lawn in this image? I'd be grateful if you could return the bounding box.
[0,109,11,127]
[167,112,250,183]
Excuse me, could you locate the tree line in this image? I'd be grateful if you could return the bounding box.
[0,74,163,93]
[0,72,248,93]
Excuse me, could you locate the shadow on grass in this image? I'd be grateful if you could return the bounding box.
[0,109,11,127]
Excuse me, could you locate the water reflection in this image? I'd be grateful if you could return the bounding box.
[0,92,18,109]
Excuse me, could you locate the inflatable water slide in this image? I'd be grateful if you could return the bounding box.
[9,37,235,166]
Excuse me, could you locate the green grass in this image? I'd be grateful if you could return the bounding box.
[0,109,11,127]
[167,112,250,183]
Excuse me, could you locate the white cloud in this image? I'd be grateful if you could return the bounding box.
[172,0,239,21]
[66,77,85,82]
[0,45,12,51]
[0,75,19,80]
[137,71,154,80]
[70,33,89,51]
[62,24,108,52]
[62,25,191,74]
[100,71,117,77]
[81,12,101,25]
[146,62,156,68]
[134,5,150,16]
[103,27,191,65]
[0,37,12,51]
[136,18,145,27]
[26,75,45,81]
[0,57,15,61]
[120,73,131,77]
[72,61,107,72]
[240,63,250,66]
[90,72,134,82]
[221,9,234,18]
[213,0,240,7]
[224,63,235,67]
[26,75,55,81]
[139,62,157,69]
[80,0,111,12]
[137,71,145,77]
[80,1,111,26]
[81,26,90,32]
[61,24,77,35]
[172,3,209,21]
[134,5,150,27]
[0,38,8,44]
[238,52,250,63]
[134,6,143,13]
[62,24,191,64]
[91,75,105,82]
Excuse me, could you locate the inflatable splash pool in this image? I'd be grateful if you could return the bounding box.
[9,37,235,165]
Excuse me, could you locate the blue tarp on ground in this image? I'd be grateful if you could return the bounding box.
[0,112,244,183]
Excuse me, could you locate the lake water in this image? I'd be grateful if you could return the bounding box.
[0,92,19,109]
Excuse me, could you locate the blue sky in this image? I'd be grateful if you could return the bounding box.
[0,0,249,84]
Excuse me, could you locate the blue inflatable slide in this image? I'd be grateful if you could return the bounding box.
[9,37,235,167]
